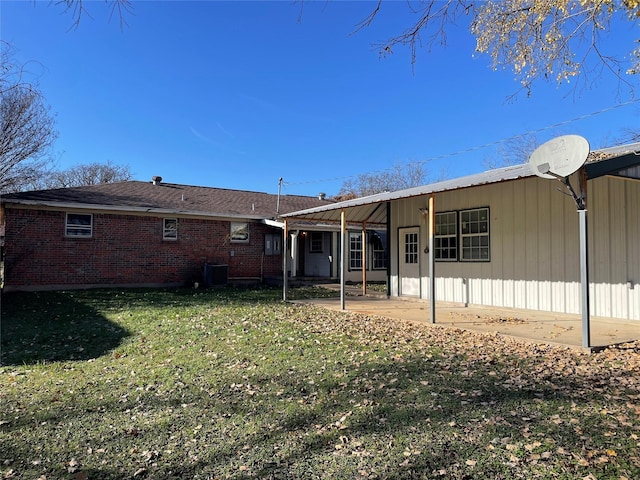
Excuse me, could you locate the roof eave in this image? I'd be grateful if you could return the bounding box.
[1,199,269,221]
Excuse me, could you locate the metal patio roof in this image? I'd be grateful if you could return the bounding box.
[279,163,531,225]
[279,143,640,226]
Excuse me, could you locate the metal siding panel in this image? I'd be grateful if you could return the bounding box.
[550,178,568,313]
[513,181,528,309]
[627,181,640,319]
[563,182,581,315]
[537,179,553,311]
[592,178,612,317]
[490,184,505,307]
[500,181,515,308]
[606,178,628,319]
[525,179,539,310]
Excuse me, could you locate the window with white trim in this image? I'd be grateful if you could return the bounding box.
[349,232,362,270]
[434,212,457,261]
[460,207,490,261]
[163,218,178,240]
[370,232,387,270]
[65,213,93,237]
[404,232,419,264]
[309,232,323,253]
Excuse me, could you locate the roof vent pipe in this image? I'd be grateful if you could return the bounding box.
[318,192,326,200]
[152,176,162,185]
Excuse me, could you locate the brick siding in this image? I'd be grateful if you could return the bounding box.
[3,208,284,289]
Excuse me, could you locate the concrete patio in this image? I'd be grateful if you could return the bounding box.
[290,284,640,351]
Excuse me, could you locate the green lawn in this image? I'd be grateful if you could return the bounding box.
[1,286,639,479]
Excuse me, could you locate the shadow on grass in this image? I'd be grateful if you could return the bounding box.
[0,285,317,366]
[0,291,132,366]
[5,286,635,478]
[2,332,636,478]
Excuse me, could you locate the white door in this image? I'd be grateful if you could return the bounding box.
[399,227,421,296]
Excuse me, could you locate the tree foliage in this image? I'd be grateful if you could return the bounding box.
[336,161,431,200]
[360,0,640,95]
[0,43,57,194]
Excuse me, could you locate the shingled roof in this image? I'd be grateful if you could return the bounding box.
[1,180,333,220]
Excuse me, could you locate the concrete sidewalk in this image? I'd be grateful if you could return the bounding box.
[291,285,640,351]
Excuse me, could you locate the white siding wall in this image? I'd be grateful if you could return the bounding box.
[303,232,332,277]
[590,176,640,319]
[389,175,640,320]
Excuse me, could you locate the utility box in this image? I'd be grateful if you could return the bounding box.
[204,263,228,287]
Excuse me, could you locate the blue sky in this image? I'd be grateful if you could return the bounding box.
[2,1,639,197]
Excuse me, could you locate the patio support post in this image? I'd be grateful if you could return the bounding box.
[361,223,367,296]
[340,209,346,310]
[282,219,288,302]
[429,195,436,324]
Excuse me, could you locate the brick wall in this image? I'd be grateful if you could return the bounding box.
[3,207,284,289]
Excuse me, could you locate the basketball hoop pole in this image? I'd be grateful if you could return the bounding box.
[556,172,590,349]
[529,135,591,349]
[578,207,591,348]
[555,170,591,349]
[577,168,591,348]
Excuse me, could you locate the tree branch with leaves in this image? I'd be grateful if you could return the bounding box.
[358,0,639,96]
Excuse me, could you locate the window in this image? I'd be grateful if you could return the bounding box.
[460,207,490,261]
[434,212,457,261]
[349,232,362,270]
[370,232,387,270]
[309,232,323,253]
[230,222,249,242]
[404,232,419,264]
[65,213,93,237]
[163,218,178,240]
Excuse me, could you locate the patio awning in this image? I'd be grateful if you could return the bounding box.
[279,142,640,223]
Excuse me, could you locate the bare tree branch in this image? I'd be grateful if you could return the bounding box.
[337,160,432,198]
[0,43,57,193]
[38,160,133,189]
[52,0,134,30]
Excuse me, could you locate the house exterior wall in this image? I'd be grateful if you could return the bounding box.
[340,230,388,284]
[293,230,387,283]
[302,231,332,277]
[389,175,640,320]
[2,206,283,290]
